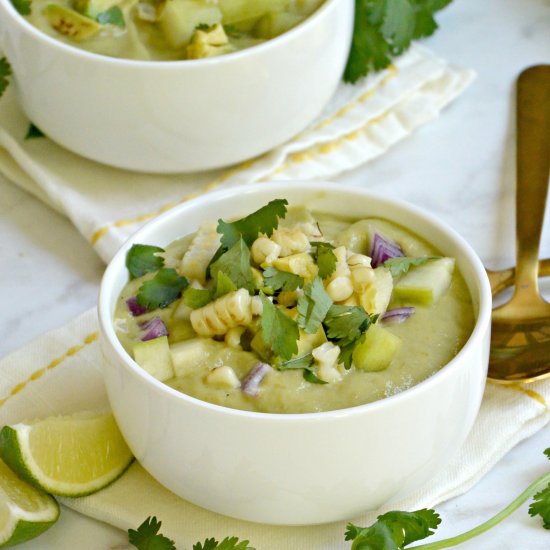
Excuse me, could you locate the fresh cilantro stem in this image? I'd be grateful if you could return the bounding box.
[411,472,550,549]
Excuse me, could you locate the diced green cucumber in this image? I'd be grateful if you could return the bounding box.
[218,0,289,24]
[132,336,174,382]
[254,11,302,39]
[157,0,222,49]
[393,257,455,306]
[72,0,120,18]
[170,338,225,377]
[352,325,401,372]
[166,318,196,343]
[43,4,101,41]
[296,325,326,356]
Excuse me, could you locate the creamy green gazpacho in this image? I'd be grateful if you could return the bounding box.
[20,0,324,61]
[114,200,475,414]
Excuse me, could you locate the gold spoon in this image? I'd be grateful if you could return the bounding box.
[488,65,550,384]
[487,259,550,298]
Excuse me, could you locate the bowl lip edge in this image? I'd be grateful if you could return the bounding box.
[98,180,492,421]
[0,0,349,68]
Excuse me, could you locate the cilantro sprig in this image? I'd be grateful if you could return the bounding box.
[259,293,299,361]
[137,268,188,310]
[96,5,125,26]
[310,241,337,279]
[347,447,550,549]
[262,267,304,293]
[126,244,165,279]
[383,256,441,277]
[297,277,333,334]
[344,0,452,83]
[10,0,31,15]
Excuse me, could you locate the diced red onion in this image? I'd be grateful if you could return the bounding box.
[140,317,168,341]
[370,232,404,267]
[381,307,415,324]
[126,296,148,317]
[241,362,272,397]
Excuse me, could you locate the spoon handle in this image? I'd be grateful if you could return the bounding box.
[514,65,550,305]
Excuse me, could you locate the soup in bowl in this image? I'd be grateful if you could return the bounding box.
[98,181,492,524]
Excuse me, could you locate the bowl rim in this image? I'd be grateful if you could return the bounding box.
[99,180,492,421]
[0,0,345,68]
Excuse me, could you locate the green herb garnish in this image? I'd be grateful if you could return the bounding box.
[346,447,550,549]
[277,352,313,371]
[25,123,45,140]
[137,268,188,310]
[214,270,238,298]
[183,287,212,309]
[297,277,333,334]
[303,369,328,384]
[10,0,31,15]
[344,0,452,83]
[126,244,165,279]
[96,5,125,27]
[0,58,11,99]
[210,238,255,293]
[217,199,288,249]
[311,241,337,279]
[383,256,441,277]
[263,267,304,293]
[193,537,256,550]
[128,516,176,549]
[259,293,299,361]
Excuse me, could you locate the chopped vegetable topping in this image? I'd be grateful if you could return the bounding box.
[311,241,337,279]
[126,295,148,316]
[370,232,404,267]
[96,5,125,26]
[383,256,441,277]
[241,362,272,397]
[381,306,415,324]
[214,270,238,298]
[297,277,333,334]
[140,317,169,341]
[10,0,31,15]
[210,238,255,293]
[183,287,213,309]
[136,268,188,310]
[259,293,299,361]
[126,244,165,279]
[263,267,304,293]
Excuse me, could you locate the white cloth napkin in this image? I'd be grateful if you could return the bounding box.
[0,309,548,549]
[0,45,473,263]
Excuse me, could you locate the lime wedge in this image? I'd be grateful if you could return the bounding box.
[0,457,59,547]
[0,412,133,497]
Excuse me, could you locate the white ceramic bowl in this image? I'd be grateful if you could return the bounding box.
[0,0,353,173]
[98,182,492,525]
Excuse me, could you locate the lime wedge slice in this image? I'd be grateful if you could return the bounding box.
[0,457,59,547]
[0,412,133,497]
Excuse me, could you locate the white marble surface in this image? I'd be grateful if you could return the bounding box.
[1,0,550,548]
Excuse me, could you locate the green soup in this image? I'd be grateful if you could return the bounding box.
[114,203,475,413]
[23,0,325,61]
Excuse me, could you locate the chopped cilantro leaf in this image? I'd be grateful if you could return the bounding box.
[183,287,212,309]
[383,256,441,277]
[338,336,363,370]
[324,304,374,343]
[25,123,45,140]
[0,57,11,99]
[277,352,313,371]
[137,268,188,310]
[346,509,440,548]
[529,483,550,529]
[344,0,451,83]
[263,267,304,293]
[10,0,31,15]
[214,270,238,298]
[217,199,288,249]
[210,238,254,293]
[545,448,550,460]
[303,369,328,384]
[195,22,213,31]
[260,293,299,361]
[193,537,255,550]
[297,277,333,334]
[96,5,125,27]
[311,242,337,279]
[128,516,176,550]
[126,244,165,279]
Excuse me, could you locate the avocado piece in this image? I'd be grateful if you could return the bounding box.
[132,336,174,382]
[72,0,120,18]
[352,325,401,372]
[44,4,102,41]
[393,258,455,306]
[157,0,222,49]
